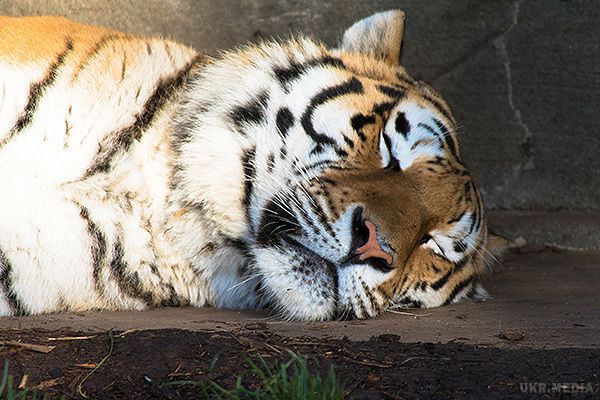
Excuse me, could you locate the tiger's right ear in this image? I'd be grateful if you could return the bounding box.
[339,10,405,66]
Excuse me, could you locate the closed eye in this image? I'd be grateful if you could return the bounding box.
[419,234,432,245]
[421,235,446,258]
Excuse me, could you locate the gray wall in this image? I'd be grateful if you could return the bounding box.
[2,0,598,211]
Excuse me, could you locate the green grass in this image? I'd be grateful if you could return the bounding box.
[0,361,57,400]
[2,351,345,400]
[164,351,346,400]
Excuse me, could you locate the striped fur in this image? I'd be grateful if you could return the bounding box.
[0,11,491,320]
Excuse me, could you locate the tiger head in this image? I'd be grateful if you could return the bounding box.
[175,10,490,320]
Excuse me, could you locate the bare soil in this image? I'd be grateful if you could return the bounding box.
[3,328,600,400]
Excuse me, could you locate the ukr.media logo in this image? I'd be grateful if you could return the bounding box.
[520,382,597,394]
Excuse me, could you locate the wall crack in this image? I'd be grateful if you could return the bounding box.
[495,0,535,171]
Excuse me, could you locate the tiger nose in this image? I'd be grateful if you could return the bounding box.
[351,209,394,266]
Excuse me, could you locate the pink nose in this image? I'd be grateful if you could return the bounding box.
[355,220,394,266]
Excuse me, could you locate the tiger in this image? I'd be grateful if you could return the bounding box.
[0,10,491,321]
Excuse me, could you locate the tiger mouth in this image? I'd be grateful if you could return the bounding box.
[267,235,396,320]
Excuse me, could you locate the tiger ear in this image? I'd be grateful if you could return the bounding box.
[339,10,405,65]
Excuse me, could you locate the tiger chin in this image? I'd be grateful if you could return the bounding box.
[0,10,491,321]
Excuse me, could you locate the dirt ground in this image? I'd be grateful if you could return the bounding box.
[2,250,600,399]
[3,328,600,400]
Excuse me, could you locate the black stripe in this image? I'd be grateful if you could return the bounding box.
[334,147,349,157]
[64,117,73,146]
[320,177,337,186]
[323,193,340,221]
[430,269,453,291]
[464,182,473,202]
[395,112,411,138]
[241,146,257,222]
[161,284,187,307]
[447,211,466,225]
[396,297,423,308]
[454,256,469,271]
[360,278,377,312]
[422,92,455,126]
[372,101,396,116]
[467,212,477,235]
[396,274,410,298]
[396,72,417,86]
[304,191,339,242]
[0,247,26,315]
[0,38,73,149]
[444,276,474,305]
[341,134,354,149]
[279,145,287,160]
[377,84,404,100]
[83,54,204,178]
[274,62,305,87]
[356,296,370,317]
[427,156,445,166]
[417,122,444,147]
[72,34,124,82]
[275,107,294,138]
[410,139,437,151]
[170,98,212,191]
[465,281,479,299]
[256,196,301,247]
[224,237,252,255]
[382,133,400,171]
[300,159,337,174]
[385,157,400,171]
[289,158,299,174]
[0,249,27,315]
[411,299,424,308]
[273,56,344,89]
[79,206,108,297]
[471,181,483,232]
[453,241,467,253]
[121,56,127,82]
[293,200,321,236]
[230,91,269,134]
[433,118,461,162]
[350,113,376,133]
[266,152,275,173]
[301,77,363,154]
[110,235,154,306]
[328,260,339,316]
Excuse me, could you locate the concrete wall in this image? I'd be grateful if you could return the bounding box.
[2,0,598,212]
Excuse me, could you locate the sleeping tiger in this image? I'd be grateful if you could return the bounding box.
[0,10,490,320]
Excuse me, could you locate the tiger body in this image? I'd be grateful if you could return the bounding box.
[0,13,489,320]
[0,17,215,313]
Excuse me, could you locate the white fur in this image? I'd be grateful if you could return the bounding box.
[381,101,445,169]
